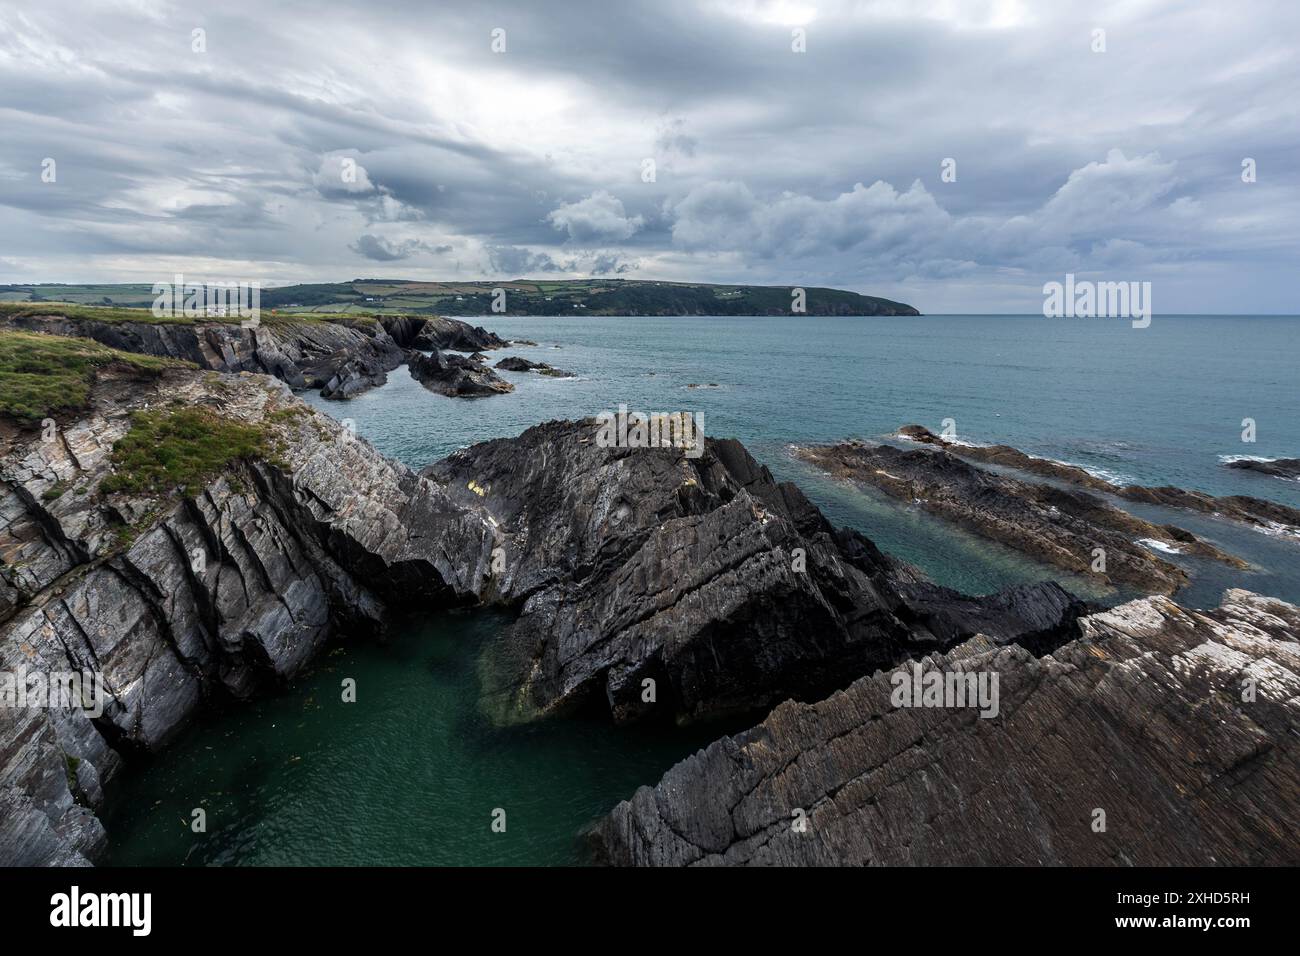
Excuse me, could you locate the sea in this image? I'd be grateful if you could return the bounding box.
[104,314,1300,865]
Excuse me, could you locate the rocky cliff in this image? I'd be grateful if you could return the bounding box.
[592,589,1300,866]
[0,309,520,402]
[4,362,1289,868]
[0,364,496,865]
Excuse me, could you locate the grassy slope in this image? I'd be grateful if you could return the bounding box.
[100,406,270,496]
[0,329,185,423]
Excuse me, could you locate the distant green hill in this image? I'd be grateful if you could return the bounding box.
[0,279,919,316]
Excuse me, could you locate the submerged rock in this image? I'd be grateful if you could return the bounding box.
[797,439,1247,593]
[899,424,1300,539]
[409,349,514,397]
[425,420,1090,726]
[592,589,1300,866]
[494,356,576,378]
[1226,457,1300,480]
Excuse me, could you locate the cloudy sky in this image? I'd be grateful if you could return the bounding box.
[1,0,1296,312]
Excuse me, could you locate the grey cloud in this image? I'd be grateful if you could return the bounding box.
[547,191,645,242]
[0,0,1296,309]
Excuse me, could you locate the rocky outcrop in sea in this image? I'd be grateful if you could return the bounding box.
[494,356,576,378]
[1226,457,1300,481]
[409,349,514,397]
[796,437,1247,593]
[425,421,1090,725]
[897,424,1300,540]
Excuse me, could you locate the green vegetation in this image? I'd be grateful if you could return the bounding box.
[0,300,381,329]
[0,329,180,423]
[100,406,269,497]
[1,279,920,317]
[263,279,919,316]
[41,480,69,502]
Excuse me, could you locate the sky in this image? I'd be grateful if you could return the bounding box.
[0,0,1297,313]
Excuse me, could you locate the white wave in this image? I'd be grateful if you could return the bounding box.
[1137,538,1184,555]
[1219,454,1278,464]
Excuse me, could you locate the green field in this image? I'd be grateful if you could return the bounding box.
[0,279,919,317]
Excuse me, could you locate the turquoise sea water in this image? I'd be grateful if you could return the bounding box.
[105,315,1300,865]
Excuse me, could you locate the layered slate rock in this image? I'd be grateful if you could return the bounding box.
[494,356,576,378]
[0,312,407,400]
[0,368,495,865]
[899,424,1300,540]
[409,349,514,397]
[403,315,508,352]
[797,439,1248,593]
[592,589,1300,866]
[425,420,1089,725]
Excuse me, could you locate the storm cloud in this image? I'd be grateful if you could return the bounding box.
[0,0,1296,311]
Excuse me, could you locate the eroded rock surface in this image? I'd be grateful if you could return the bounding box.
[592,589,1300,866]
[426,420,1089,725]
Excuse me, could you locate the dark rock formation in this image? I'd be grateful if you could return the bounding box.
[0,312,406,400]
[798,439,1248,593]
[1226,457,1300,480]
[0,368,496,865]
[409,349,514,397]
[592,589,1300,866]
[494,356,576,378]
[424,420,1089,726]
[400,315,508,352]
[899,424,1300,540]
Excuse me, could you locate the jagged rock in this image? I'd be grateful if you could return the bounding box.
[424,420,1090,726]
[1226,457,1300,480]
[0,367,496,865]
[409,349,514,397]
[403,315,507,352]
[797,439,1248,593]
[592,589,1300,866]
[494,356,576,378]
[899,424,1300,540]
[0,312,406,399]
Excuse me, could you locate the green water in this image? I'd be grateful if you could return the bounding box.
[103,611,732,865]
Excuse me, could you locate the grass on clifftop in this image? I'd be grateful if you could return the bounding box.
[0,301,382,329]
[101,406,270,497]
[0,329,180,423]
